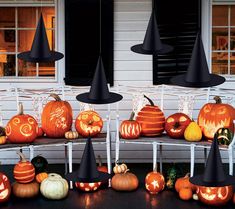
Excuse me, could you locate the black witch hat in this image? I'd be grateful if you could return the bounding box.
[190,137,235,187]
[76,56,123,104]
[17,14,64,63]
[131,10,173,55]
[171,33,225,88]
[66,137,111,183]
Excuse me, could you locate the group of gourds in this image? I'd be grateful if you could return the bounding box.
[120,95,235,145]
[0,93,105,145]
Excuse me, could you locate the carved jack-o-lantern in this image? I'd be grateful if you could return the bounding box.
[75,182,102,192]
[197,186,233,206]
[0,173,11,203]
[75,110,103,137]
[165,113,191,138]
[6,102,38,143]
[145,170,165,194]
[198,96,235,140]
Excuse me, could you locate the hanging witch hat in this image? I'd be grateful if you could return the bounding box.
[131,7,173,55]
[17,14,64,63]
[190,136,235,187]
[171,33,225,88]
[66,137,111,183]
[76,55,123,104]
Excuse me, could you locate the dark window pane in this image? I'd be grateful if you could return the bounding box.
[18,30,35,52]
[231,6,235,26]
[212,52,228,74]
[0,8,15,28]
[212,6,228,26]
[18,7,36,28]
[0,30,16,52]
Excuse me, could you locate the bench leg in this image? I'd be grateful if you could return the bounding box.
[190,145,195,177]
[64,145,68,174]
[228,147,234,175]
[29,145,34,161]
[159,144,163,173]
[68,142,73,189]
[153,142,157,171]
[204,147,207,167]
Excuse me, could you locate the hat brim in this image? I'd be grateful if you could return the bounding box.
[65,171,111,183]
[17,51,64,62]
[76,92,123,104]
[189,174,235,187]
[171,74,226,88]
[131,43,173,55]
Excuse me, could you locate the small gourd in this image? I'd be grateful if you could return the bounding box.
[184,121,202,142]
[65,131,79,139]
[113,162,128,174]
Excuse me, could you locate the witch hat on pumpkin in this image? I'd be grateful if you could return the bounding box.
[17,14,64,63]
[76,55,123,104]
[190,136,235,187]
[66,137,111,183]
[131,9,173,55]
[171,33,225,88]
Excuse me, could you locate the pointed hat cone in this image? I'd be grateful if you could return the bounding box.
[76,55,123,104]
[131,11,173,55]
[190,137,235,187]
[171,33,225,87]
[18,14,64,62]
[66,137,111,183]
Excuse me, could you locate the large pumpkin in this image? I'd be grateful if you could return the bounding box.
[136,95,165,136]
[6,102,39,143]
[41,94,73,138]
[198,96,235,140]
[197,186,233,206]
[12,181,39,198]
[145,169,165,194]
[120,112,141,139]
[0,173,11,203]
[75,110,103,137]
[165,113,191,139]
[13,152,35,184]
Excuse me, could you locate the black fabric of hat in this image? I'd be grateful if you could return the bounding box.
[17,14,64,63]
[190,137,235,187]
[171,33,225,88]
[66,137,111,183]
[76,56,123,104]
[131,11,173,55]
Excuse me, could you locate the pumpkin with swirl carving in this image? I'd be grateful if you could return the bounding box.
[6,102,38,143]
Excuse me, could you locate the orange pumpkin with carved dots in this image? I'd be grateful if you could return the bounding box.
[75,110,103,137]
[41,94,73,138]
[6,102,38,143]
[0,172,11,203]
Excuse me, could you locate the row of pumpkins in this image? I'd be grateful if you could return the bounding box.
[0,152,235,207]
[120,95,235,145]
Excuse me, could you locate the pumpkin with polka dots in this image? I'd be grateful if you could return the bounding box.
[75,182,102,192]
[145,169,165,194]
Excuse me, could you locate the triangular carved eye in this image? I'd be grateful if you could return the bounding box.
[203,105,212,113]
[2,175,7,181]
[166,117,174,123]
[179,116,187,122]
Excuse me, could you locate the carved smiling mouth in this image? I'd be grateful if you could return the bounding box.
[0,188,9,199]
[200,191,216,200]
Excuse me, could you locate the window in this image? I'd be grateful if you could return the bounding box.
[0,0,56,81]
[212,4,235,75]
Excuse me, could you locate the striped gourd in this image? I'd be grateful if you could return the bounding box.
[13,152,35,184]
[136,95,165,136]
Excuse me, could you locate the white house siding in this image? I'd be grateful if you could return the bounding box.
[0,0,234,164]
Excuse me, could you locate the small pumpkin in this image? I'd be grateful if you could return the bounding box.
[40,173,68,200]
[65,131,79,139]
[12,181,39,198]
[197,186,233,206]
[113,162,128,174]
[13,152,35,184]
[179,187,193,201]
[120,112,141,139]
[215,128,233,146]
[41,94,73,138]
[75,110,103,137]
[145,168,165,194]
[31,155,48,174]
[198,96,235,140]
[6,102,39,143]
[97,155,108,173]
[175,173,195,192]
[36,172,48,183]
[0,127,6,145]
[136,95,165,136]
[111,169,139,192]
[184,121,202,142]
[0,172,11,203]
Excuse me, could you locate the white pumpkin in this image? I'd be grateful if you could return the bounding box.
[40,173,68,200]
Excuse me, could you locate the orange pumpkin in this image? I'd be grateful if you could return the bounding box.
[175,173,196,192]
[179,188,193,201]
[35,172,48,183]
[136,95,165,136]
[0,172,11,203]
[197,186,233,206]
[41,94,73,138]
[145,169,165,194]
[120,112,141,139]
[75,110,103,137]
[13,152,35,184]
[198,96,235,140]
[6,102,38,143]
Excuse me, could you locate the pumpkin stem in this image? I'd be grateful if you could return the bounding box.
[124,169,130,174]
[144,95,155,106]
[214,96,222,104]
[50,93,62,101]
[18,102,24,115]
[97,155,102,167]
[115,160,119,165]
[16,151,27,163]
[129,112,135,121]
[185,173,190,178]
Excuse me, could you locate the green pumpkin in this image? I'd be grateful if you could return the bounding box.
[31,155,48,174]
[215,128,233,146]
